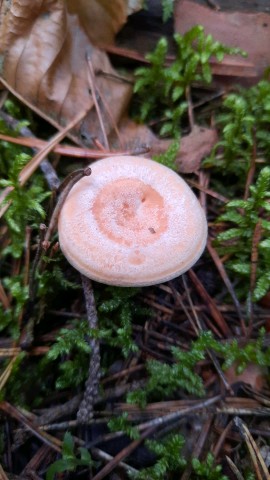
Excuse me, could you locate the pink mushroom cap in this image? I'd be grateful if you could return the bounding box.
[58,156,207,286]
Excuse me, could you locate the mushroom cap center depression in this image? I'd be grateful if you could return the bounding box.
[92,178,168,248]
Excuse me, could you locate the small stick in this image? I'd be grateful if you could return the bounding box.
[181,275,233,394]
[0,112,60,190]
[0,282,10,310]
[207,240,247,336]
[0,132,148,158]
[19,109,90,186]
[0,108,90,218]
[244,129,257,201]
[0,401,62,453]
[77,276,101,423]
[27,224,47,305]
[23,226,32,287]
[188,269,231,337]
[17,226,32,330]
[248,219,262,336]
[91,426,156,480]
[234,417,270,480]
[186,85,195,130]
[92,396,221,480]
[92,448,139,477]
[181,418,213,480]
[91,79,124,150]
[86,56,109,150]
[0,76,83,146]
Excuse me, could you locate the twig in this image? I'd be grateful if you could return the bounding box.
[127,395,221,431]
[0,76,83,145]
[88,73,124,150]
[0,282,10,310]
[186,85,195,130]
[212,420,233,458]
[234,417,270,480]
[28,224,47,302]
[181,418,213,480]
[248,219,263,336]
[0,356,18,391]
[226,457,246,480]
[0,132,148,158]
[0,111,59,190]
[19,109,90,186]
[181,276,233,394]
[244,128,257,201]
[77,276,101,423]
[0,107,90,218]
[188,269,231,337]
[207,240,247,335]
[91,448,138,477]
[86,56,109,150]
[0,402,62,453]
[20,444,52,477]
[92,396,221,480]
[91,426,156,480]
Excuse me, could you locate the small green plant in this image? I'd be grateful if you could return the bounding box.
[161,0,175,22]
[127,331,215,406]
[0,152,50,258]
[153,137,180,171]
[46,319,92,389]
[0,273,28,338]
[143,0,175,23]
[108,415,186,479]
[0,122,51,335]
[205,80,270,177]
[221,328,270,373]
[108,412,140,440]
[128,328,270,407]
[134,434,186,479]
[216,166,270,300]
[46,432,93,480]
[98,286,148,357]
[134,25,244,137]
[192,453,228,480]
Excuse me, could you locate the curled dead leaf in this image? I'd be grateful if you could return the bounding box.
[66,0,143,45]
[111,119,217,173]
[0,0,132,143]
[175,125,218,173]
[175,0,270,82]
[224,363,267,391]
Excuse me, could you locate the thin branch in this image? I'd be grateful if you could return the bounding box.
[86,56,109,150]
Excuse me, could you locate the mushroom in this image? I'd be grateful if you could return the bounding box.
[58,156,207,286]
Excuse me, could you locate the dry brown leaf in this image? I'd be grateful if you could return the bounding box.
[112,119,217,173]
[175,0,270,82]
[0,0,132,143]
[67,0,143,45]
[175,125,218,173]
[224,363,267,391]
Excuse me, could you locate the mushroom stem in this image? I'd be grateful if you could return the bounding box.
[77,275,101,423]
